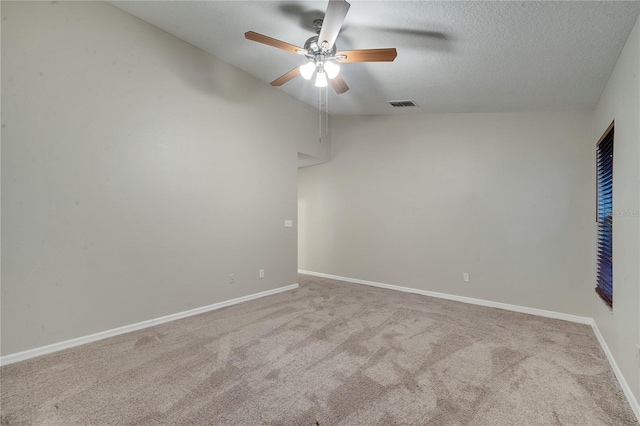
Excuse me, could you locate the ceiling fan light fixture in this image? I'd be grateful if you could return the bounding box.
[300,62,316,80]
[315,69,328,88]
[324,61,340,79]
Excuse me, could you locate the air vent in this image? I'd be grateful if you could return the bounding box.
[388,100,418,108]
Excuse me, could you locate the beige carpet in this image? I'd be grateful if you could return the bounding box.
[1,274,637,425]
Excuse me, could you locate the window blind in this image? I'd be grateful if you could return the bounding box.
[596,125,613,308]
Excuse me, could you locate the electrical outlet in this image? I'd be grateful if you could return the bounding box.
[259,269,264,279]
[229,274,235,284]
[463,273,470,283]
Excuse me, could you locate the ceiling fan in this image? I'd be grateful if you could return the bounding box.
[244,0,397,94]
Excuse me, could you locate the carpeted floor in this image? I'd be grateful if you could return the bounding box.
[1,274,637,425]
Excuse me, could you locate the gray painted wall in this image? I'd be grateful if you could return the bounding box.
[1,1,319,355]
[299,111,594,316]
[592,15,640,405]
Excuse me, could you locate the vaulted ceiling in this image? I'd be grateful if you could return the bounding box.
[111,1,640,115]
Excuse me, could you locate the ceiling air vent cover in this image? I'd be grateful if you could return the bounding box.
[388,100,418,108]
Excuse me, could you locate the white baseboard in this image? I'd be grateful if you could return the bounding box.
[591,321,640,421]
[0,283,299,367]
[298,270,592,324]
[298,269,640,423]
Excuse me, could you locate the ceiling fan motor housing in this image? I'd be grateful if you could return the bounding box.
[304,35,337,59]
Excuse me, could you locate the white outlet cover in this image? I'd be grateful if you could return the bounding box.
[284,220,293,228]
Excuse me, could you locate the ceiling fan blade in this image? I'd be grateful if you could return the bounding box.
[336,48,398,63]
[245,31,305,55]
[318,0,350,50]
[330,74,349,94]
[271,67,300,86]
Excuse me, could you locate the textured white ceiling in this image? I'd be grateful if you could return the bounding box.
[110,1,640,115]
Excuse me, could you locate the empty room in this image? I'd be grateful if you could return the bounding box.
[1,1,639,424]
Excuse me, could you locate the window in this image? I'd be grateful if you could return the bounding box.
[596,122,614,308]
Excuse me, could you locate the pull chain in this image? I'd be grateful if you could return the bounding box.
[318,87,322,143]
[318,86,330,143]
[325,86,329,138]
